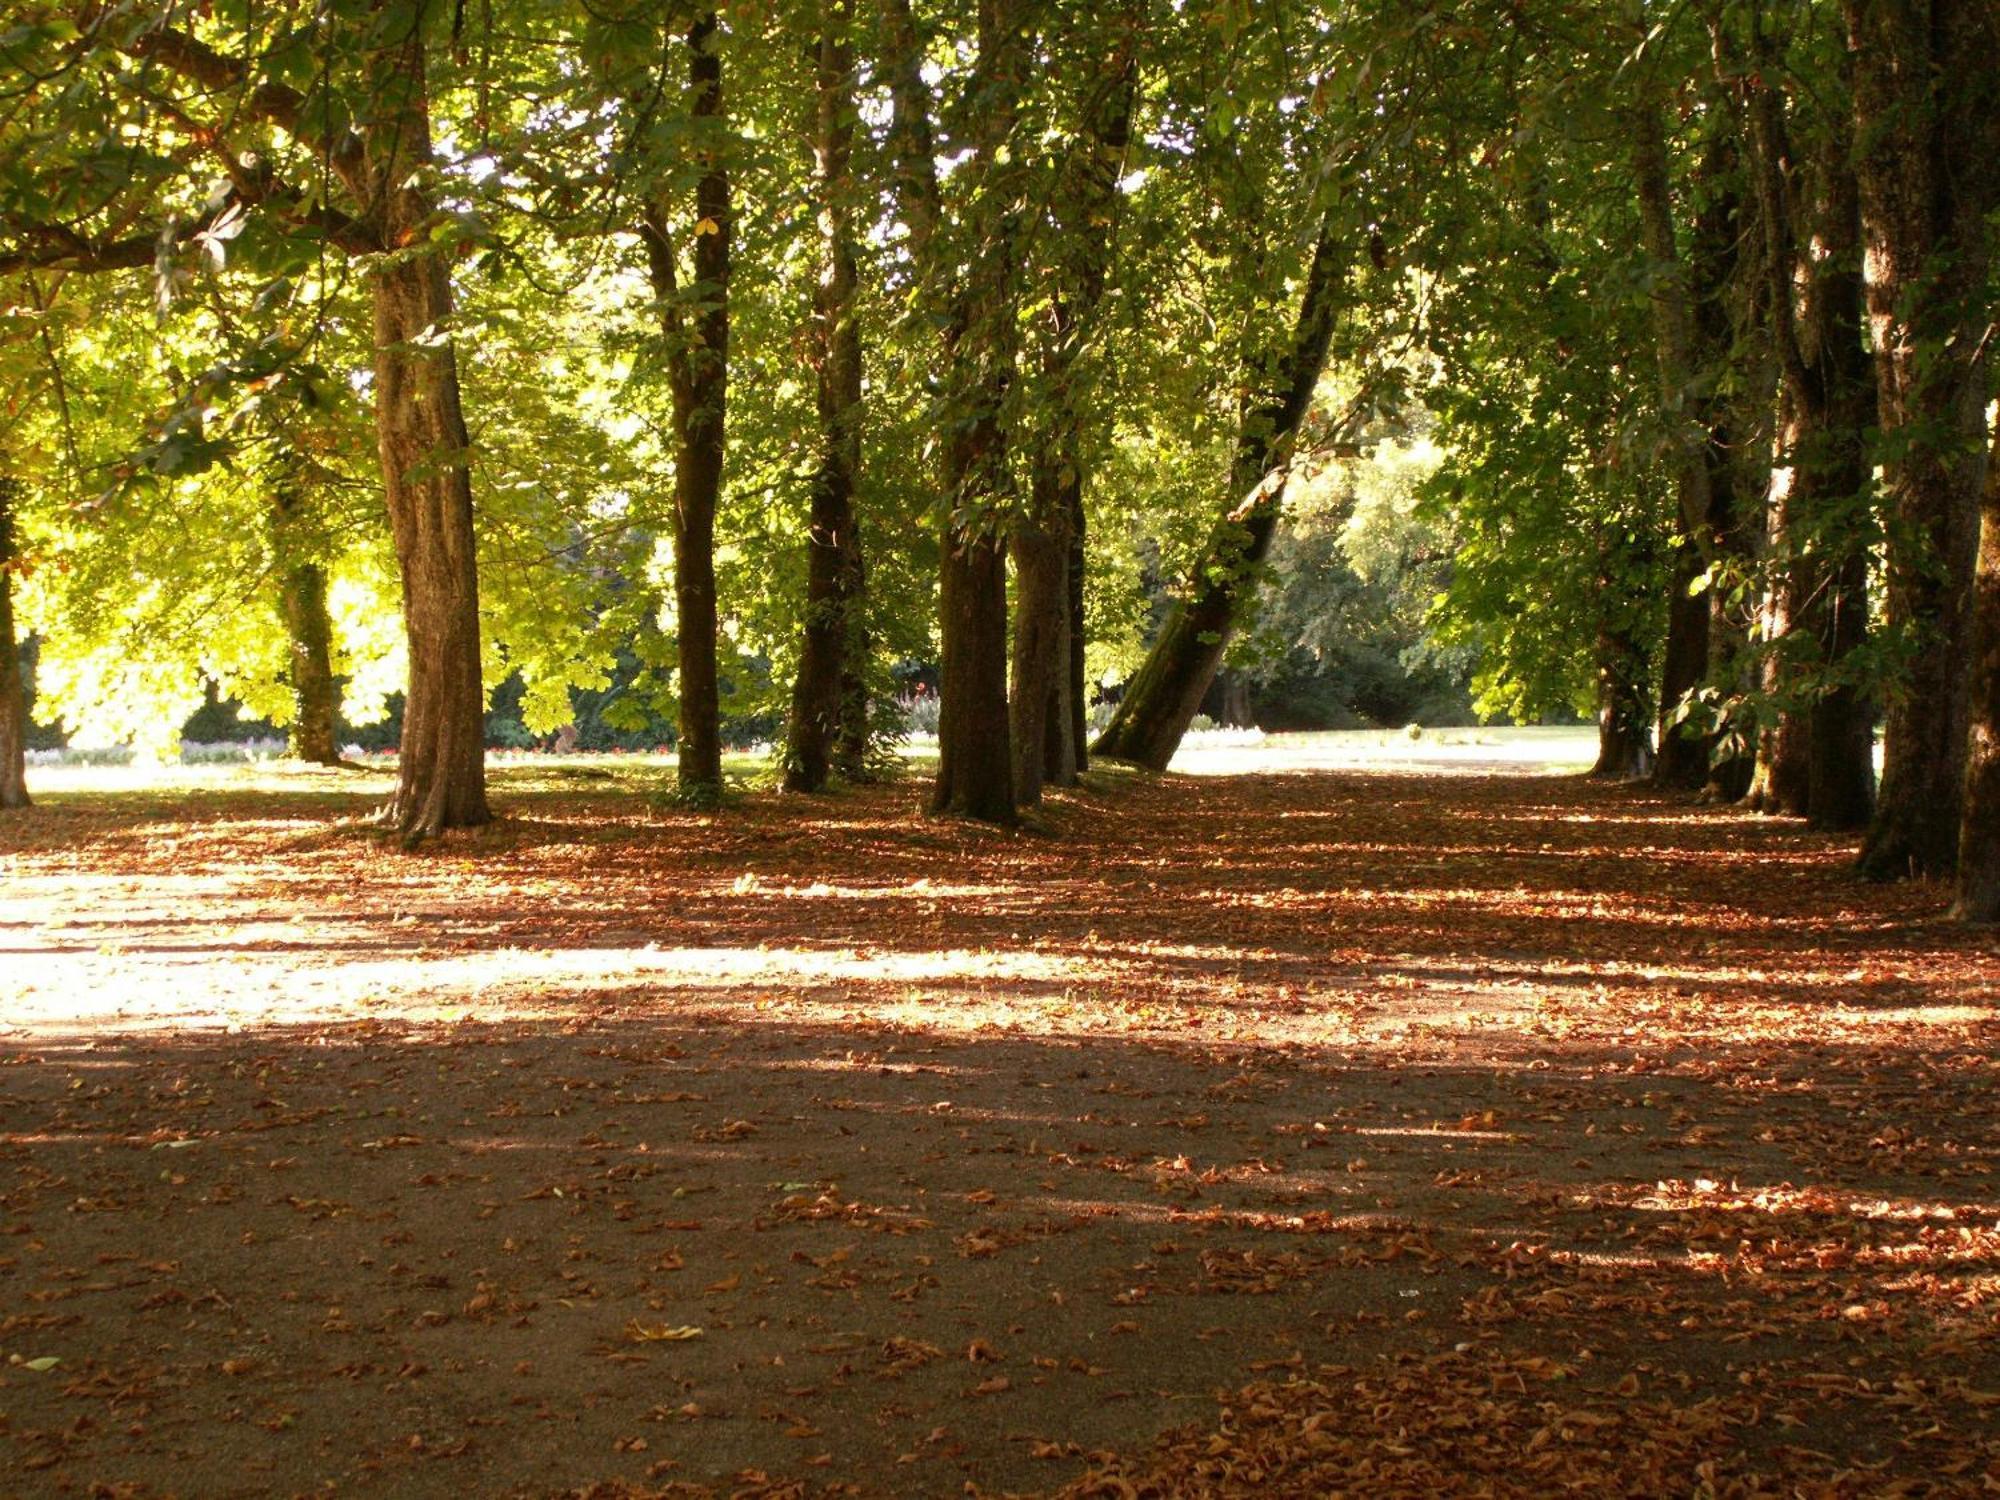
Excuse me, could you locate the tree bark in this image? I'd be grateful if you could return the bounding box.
[269,485,341,765]
[278,561,340,764]
[372,247,489,840]
[640,15,731,805]
[1093,217,1347,772]
[1844,0,1998,880]
[785,0,869,794]
[357,14,490,843]
[1955,415,2000,919]
[1591,526,1655,781]
[1741,42,1875,829]
[1010,471,1070,805]
[0,478,30,810]
[1689,130,1760,805]
[1652,538,1712,789]
[1745,425,1813,816]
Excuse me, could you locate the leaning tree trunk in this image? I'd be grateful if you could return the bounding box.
[1845,0,1998,881]
[785,0,868,794]
[0,478,30,809]
[1955,416,2000,919]
[1093,218,1347,772]
[640,15,731,805]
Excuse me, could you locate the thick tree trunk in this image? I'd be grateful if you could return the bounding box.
[936,527,1015,821]
[0,478,30,810]
[649,15,731,805]
[1094,218,1347,772]
[1845,0,1998,880]
[1955,417,2000,919]
[372,251,490,842]
[785,0,868,794]
[883,0,1028,823]
[1742,50,1876,830]
[364,27,490,842]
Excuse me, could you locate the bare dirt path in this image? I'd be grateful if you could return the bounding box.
[1,764,1995,1497]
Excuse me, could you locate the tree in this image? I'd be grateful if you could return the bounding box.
[1093,215,1347,771]
[637,13,733,806]
[1839,0,2000,882]
[784,0,870,793]
[1734,11,1875,829]
[1008,5,1139,804]
[881,0,1033,823]
[1627,85,1758,797]
[99,2,493,839]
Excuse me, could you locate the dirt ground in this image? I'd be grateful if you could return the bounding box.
[1,760,1996,1498]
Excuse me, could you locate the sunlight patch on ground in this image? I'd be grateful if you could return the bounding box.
[1170,726,1598,777]
[0,941,1103,1037]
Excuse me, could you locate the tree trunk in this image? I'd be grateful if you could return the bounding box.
[363,23,490,843]
[269,484,341,766]
[640,15,730,805]
[278,560,340,765]
[1690,126,1760,805]
[1010,464,1069,805]
[1652,538,1711,789]
[882,0,1029,824]
[1591,526,1655,781]
[371,263,489,840]
[1094,217,1347,772]
[1845,0,1998,880]
[1955,416,2000,919]
[785,0,868,794]
[0,478,30,810]
[1066,481,1089,775]
[1741,44,1875,830]
[1009,20,1136,805]
[1745,395,1813,815]
[1633,101,1762,798]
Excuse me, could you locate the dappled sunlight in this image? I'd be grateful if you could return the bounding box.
[2,757,1994,1496]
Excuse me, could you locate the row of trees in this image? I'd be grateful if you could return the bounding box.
[2,0,1997,916]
